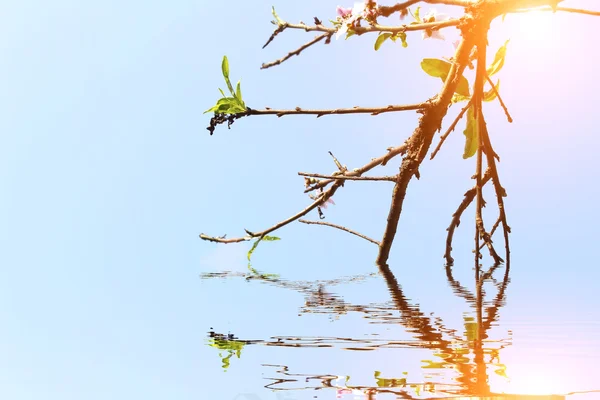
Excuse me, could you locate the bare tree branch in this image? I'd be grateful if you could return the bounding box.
[299,172,397,182]
[246,103,431,118]
[375,32,481,268]
[262,33,332,69]
[431,99,472,160]
[485,75,512,123]
[199,182,342,243]
[304,142,409,193]
[299,219,380,245]
[444,170,492,266]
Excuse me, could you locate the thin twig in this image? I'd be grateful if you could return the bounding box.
[199,182,342,243]
[485,75,512,123]
[299,219,380,245]
[298,172,397,182]
[278,19,461,35]
[479,112,511,268]
[510,6,600,16]
[304,142,409,193]
[430,99,472,160]
[262,33,332,69]
[378,0,473,18]
[555,6,600,16]
[474,37,504,267]
[263,23,287,49]
[246,102,431,118]
[444,170,492,266]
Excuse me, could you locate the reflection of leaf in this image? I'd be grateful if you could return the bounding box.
[462,105,478,159]
[209,338,245,371]
[494,363,509,378]
[374,371,407,387]
[464,315,479,340]
[421,359,446,369]
[487,40,510,76]
[421,58,470,97]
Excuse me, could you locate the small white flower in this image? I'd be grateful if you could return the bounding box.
[335,2,367,40]
[421,9,449,40]
[423,30,445,40]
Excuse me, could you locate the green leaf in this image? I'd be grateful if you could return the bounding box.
[272,6,284,25]
[247,235,281,272]
[235,80,244,106]
[462,105,478,159]
[420,58,470,97]
[487,40,510,76]
[389,32,408,48]
[218,88,226,98]
[374,33,392,51]
[412,7,421,23]
[221,55,230,79]
[204,97,245,114]
[345,29,355,40]
[398,32,408,48]
[483,79,500,102]
[261,235,281,242]
[248,239,261,262]
[452,93,471,103]
[221,56,235,96]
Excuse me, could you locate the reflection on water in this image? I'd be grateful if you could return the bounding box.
[201,262,599,399]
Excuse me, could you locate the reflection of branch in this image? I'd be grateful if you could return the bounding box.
[299,219,380,245]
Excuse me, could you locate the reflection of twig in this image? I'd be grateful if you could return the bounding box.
[299,219,380,245]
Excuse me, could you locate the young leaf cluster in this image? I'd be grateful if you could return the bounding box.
[205,56,246,115]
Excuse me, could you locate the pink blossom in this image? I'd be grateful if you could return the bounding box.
[337,5,352,18]
[308,191,335,209]
[335,2,367,40]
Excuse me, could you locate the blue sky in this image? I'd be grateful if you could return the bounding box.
[1,0,599,399]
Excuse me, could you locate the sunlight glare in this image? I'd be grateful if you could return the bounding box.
[513,10,556,41]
